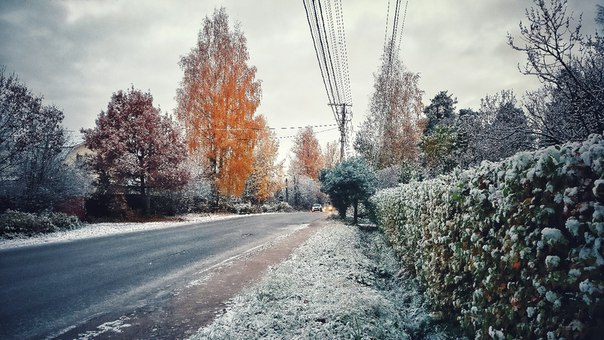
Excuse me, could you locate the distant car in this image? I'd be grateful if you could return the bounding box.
[311,203,323,212]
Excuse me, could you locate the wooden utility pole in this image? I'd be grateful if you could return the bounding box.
[329,103,352,162]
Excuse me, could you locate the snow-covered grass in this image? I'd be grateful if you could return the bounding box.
[193,221,464,339]
[0,213,243,250]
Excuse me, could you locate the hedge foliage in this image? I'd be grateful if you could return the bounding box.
[0,210,82,238]
[371,134,604,339]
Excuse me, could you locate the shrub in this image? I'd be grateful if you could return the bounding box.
[371,134,604,339]
[235,202,253,215]
[0,209,82,238]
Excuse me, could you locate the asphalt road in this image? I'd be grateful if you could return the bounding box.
[0,212,324,339]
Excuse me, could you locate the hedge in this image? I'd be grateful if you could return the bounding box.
[0,209,82,238]
[370,134,604,339]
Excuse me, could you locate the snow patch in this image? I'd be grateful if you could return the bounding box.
[75,316,131,340]
[0,213,244,250]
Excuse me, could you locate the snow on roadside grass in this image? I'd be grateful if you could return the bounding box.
[0,213,242,250]
[194,221,465,339]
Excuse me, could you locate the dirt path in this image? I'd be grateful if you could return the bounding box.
[59,216,329,339]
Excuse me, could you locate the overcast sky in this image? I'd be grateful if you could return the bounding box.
[0,0,599,162]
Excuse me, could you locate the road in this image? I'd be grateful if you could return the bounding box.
[0,212,324,339]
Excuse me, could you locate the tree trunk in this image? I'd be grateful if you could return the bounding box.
[141,175,150,215]
[353,200,358,225]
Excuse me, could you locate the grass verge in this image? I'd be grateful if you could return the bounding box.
[193,220,465,339]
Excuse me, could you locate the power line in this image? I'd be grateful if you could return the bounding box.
[200,127,340,141]
[302,0,352,161]
[303,0,338,120]
[396,1,409,54]
[197,123,338,132]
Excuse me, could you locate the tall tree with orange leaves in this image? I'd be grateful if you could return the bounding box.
[176,7,261,198]
[290,127,323,180]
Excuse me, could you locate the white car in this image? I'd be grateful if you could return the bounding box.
[311,204,323,212]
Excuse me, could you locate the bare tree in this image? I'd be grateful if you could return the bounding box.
[508,0,604,145]
[354,49,424,169]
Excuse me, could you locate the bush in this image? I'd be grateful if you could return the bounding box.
[371,134,604,339]
[0,209,82,238]
[235,202,253,215]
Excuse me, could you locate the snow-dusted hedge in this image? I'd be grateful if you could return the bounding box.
[0,209,82,238]
[371,134,604,339]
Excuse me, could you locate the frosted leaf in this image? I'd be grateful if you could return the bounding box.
[569,320,584,332]
[581,150,592,166]
[579,246,592,260]
[546,182,554,193]
[527,168,536,181]
[545,255,560,270]
[526,306,536,318]
[541,228,567,245]
[569,268,581,278]
[563,187,578,204]
[584,232,595,245]
[595,237,604,266]
[579,279,595,294]
[565,218,580,237]
[545,291,561,308]
[488,326,505,340]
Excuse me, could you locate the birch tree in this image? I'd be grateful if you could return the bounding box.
[176,7,261,198]
[354,51,424,169]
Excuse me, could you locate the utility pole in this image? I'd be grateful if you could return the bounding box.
[329,103,352,162]
[285,178,289,203]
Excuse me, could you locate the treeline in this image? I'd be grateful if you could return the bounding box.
[0,7,324,230]
[353,0,604,188]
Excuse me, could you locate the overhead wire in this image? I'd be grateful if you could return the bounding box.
[316,0,342,105]
[396,1,409,54]
[303,0,337,119]
[302,0,353,159]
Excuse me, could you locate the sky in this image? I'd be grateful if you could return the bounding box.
[0,0,600,163]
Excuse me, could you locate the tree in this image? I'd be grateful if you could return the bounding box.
[176,7,261,198]
[0,67,44,178]
[354,50,424,169]
[323,140,339,169]
[290,126,323,180]
[453,91,533,168]
[247,115,283,203]
[286,174,325,210]
[419,91,460,177]
[83,87,189,213]
[0,67,82,211]
[454,108,486,168]
[481,90,533,159]
[16,105,67,209]
[508,0,604,144]
[320,157,377,224]
[423,91,457,133]
[420,125,459,176]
